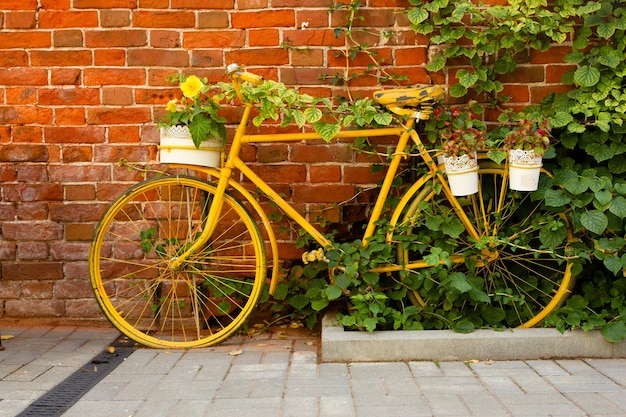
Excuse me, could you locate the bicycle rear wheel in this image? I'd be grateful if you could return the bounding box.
[394,161,575,328]
[89,176,266,348]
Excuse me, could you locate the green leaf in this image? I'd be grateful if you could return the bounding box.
[363,317,379,332]
[603,256,623,275]
[550,112,574,128]
[426,54,446,72]
[325,285,343,300]
[544,189,570,207]
[363,271,379,285]
[580,210,608,235]
[449,83,468,98]
[457,69,479,88]
[599,53,621,69]
[602,321,626,342]
[313,122,341,142]
[407,8,429,25]
[288,294,309,310]
[596,22,616,39]
[373,112,393,126]
[273,283,288,300]
[453,319,475,334]
[539,223,567,248]
[304,107,323,123]
[311,298,329,311]
[573,66,601,87]
[293,110,307,128]
[609,197,626,218]
[448,272,472,293]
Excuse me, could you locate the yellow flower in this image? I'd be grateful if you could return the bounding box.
[180,75,203,98]
[165,99,178,112]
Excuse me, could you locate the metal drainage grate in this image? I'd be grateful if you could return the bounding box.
[16,340,134,417]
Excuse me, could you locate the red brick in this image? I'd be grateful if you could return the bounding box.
[344,165,386,184]
[16,165,48,182]
[5,11,36,29]
[62,146,93,162]
[310,165,341,182]
[133,11,195,28]
[198,12,229,28]
[56,108,86,125]
[41,0,71,8]
[65,185,96,201]
[49,165,110,182]
[3,183,63,202]
[54,280,93,299]
[280,67,337,85]
[39,88,100,106]
[94,49,126,66]
[292,49,325,66]
[249,29,280,47]
[45,127,106,144]
[65,223,95,240]
[65,300,104,318]
[172,0,234,7]
[51,68,82,85]
[184,31,246,49]
[17,242,49,260]
[38,11,99,28]
[102,87,133,105]
[95,145,151,162]
[74,0,137,7]
[53,30,83,47]
[273,0,331,5]
[501,84,530,103]
[84,68,146,86]
[232,10,295,29]
[0,32,51,48]
[109,126,141,143]
[328,48,393,68]
[85,30,147,47]
[256,144,289,163]
[226,49,290,67]
[0,144,49,162]
[546,64,576,83]
[5,300,65,317]
[530,46,572,64]
[0,51,28,67]
[128,49,189,67]
[6,87,36,105]
[50,202,108,222]
[291,143,353,163]
[331,9,396,27]
[87,107,151,125]
[296,10,330,28]
[238,0,267,8]
[2,221,63,240]
[100,9,131,27]
[530,85,574,103]
[284,29,344,47]
[150,30,181,48]
[0,0,38,10]
[22,281,54,298]
[292,184,354,203]
[395,47,428,66]
[499,65,544,83]
[0,68,48,85]
[50,242,90,261]
[191,50,224,68]
[31,50,93,67]
[17,202,49,220]
[0,242,17,261]
[0,281,20,299]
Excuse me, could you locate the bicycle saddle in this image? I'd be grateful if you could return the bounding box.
[374,86,445,118]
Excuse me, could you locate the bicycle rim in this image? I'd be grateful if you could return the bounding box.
[395,165,575,328]
[89,176,266,348]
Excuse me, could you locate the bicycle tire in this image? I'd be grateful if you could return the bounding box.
[89,176,266,348]
[392,161,575,328]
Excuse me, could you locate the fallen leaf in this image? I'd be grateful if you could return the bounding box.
[107,346,116,354]
[228,349,244,356]
[0,335,14,340]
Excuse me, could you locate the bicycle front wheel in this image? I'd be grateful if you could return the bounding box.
[394,162,575,328]
[89,176,266,348]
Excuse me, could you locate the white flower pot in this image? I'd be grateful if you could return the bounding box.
[443,153,479,196]
[159,126,223,168]
[508,149,542,191]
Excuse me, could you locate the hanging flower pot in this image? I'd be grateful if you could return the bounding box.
[508,148,542,191]
[443,152,479,196]
[159,126,223,168]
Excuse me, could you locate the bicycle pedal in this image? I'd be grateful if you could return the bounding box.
[302,248,325,264]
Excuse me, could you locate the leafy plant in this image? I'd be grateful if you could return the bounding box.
[428,102,487,157]
[159,74,227,148]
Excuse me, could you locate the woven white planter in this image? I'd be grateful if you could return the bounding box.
[159,126,223,168]
[443,153,479,196]
[508,149,542,191]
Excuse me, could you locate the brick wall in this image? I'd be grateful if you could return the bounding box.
[0,0,567,322]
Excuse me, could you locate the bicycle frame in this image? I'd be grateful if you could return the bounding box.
[168,69,486,294]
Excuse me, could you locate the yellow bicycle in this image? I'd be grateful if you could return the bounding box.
[89,65,575,348]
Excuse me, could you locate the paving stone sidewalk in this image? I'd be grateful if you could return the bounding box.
[1,324,626,417]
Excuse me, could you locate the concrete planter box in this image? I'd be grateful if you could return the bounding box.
[321,313,626,362]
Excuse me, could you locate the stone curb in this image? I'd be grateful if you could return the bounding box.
[321,313,626,362]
